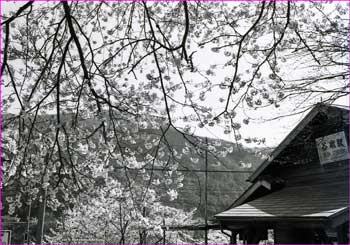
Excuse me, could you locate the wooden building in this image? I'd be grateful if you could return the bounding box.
[215,104,349,244]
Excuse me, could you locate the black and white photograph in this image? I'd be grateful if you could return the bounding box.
[1,1,349,244]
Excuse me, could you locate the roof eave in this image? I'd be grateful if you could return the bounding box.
[247,104,325,182]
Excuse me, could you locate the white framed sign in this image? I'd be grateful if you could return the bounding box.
[315,131,349,164]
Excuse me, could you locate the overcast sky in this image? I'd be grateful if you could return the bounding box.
[1,1,348,148]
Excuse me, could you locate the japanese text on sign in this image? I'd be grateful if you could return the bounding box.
[315,131,349,164]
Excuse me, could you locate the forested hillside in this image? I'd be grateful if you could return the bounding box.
[2,113,270,243]
[175,146,265,217]
[109,125,270,217]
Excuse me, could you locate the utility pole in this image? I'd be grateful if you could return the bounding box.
[204,137,208,245]
[41,187,47,243]
[36,187,47,244]
[26,200,31,244]
[162,219,166,245]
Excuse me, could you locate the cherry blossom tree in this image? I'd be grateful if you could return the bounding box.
[1,1,348,243]
[45,155,195,244]
[2,110,198,243]
[2,1,348,140]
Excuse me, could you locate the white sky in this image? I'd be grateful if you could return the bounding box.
[1,1,349,148]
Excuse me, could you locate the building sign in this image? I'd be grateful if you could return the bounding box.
[1,230,11,244]
[316,131,349,164]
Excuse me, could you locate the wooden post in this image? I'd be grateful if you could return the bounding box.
[35,187,47,244]
[163,219,166,245]
[26,200,31,244]
[230,231,237,244]
[204,137,208,245]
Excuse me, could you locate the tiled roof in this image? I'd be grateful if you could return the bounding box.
[215,183,348,220]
